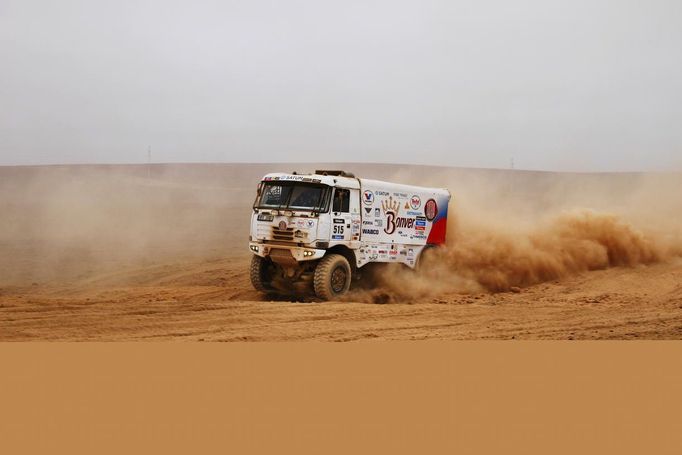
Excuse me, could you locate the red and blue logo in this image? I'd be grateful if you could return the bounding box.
[425,197,448,245]
[362,190,374,205]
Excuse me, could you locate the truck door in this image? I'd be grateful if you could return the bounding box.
[331,188,361,248]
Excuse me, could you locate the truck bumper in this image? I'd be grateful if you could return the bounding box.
[248,242,326,262]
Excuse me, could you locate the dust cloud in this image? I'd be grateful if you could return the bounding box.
[0,164,258,285]
[353,169,682,302]
[1,163,680,300]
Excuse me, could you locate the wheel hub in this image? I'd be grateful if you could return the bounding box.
[330,266,347,293]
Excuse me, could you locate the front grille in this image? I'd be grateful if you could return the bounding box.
[271,226,294,241]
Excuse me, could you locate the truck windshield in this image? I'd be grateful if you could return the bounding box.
[256,182,331,212]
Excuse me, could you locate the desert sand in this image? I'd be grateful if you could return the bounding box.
[1,163,681,340]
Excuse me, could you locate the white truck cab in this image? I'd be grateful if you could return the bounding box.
[249,170,450,300]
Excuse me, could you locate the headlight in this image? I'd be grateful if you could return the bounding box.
[303,250,314,257]
[250,245,259,253]
[257,213,274,222]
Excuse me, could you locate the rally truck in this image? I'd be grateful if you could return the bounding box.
[249,170,451,300]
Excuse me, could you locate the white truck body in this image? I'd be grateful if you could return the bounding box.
[248,171,451,298]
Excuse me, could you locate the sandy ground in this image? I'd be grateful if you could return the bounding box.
[2,255,682,341]
[1,163,681,340]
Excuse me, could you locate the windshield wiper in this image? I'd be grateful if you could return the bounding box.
[276,184,294,214]
[311,187,327,215]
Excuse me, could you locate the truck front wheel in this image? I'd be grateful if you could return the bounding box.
[314,254,352,300]
[250,255,275,292]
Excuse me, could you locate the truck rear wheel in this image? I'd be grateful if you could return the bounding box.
[250,255,274,292]
[416,244,437,271]
[314,254,352,300]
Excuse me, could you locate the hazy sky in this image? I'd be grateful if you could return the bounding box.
[1,0,681,171]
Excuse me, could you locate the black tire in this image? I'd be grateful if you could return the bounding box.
[250,255,274,292]
[314,254,351,300]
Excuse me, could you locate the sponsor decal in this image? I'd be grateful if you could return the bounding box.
[374,208,380,217]
[374,219,382,227]
[362,190,374,205]
[393,192,408,198]
[381,196,400,215]
[363,220,374,225]
[364,207,373,215]
[271,175,319,183]
[389,250,398,256]
[280,175,306,181]
[415,219,426,227]
[362,228,380,235]
[376,190,389,196]
[291,220,315,229]
[334,218,344,224]
[278,221,287,230]
[404,202,410,210]
[268,175,319,183]
[382,197,400,234]
[332,234,344,240]
[406,210,422,216]
[425,198,438,221]
[408,249,414,257]
[385,215,417,234]
[381,196,417,234]
[396,218,415,228]
[410,195,421,210]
